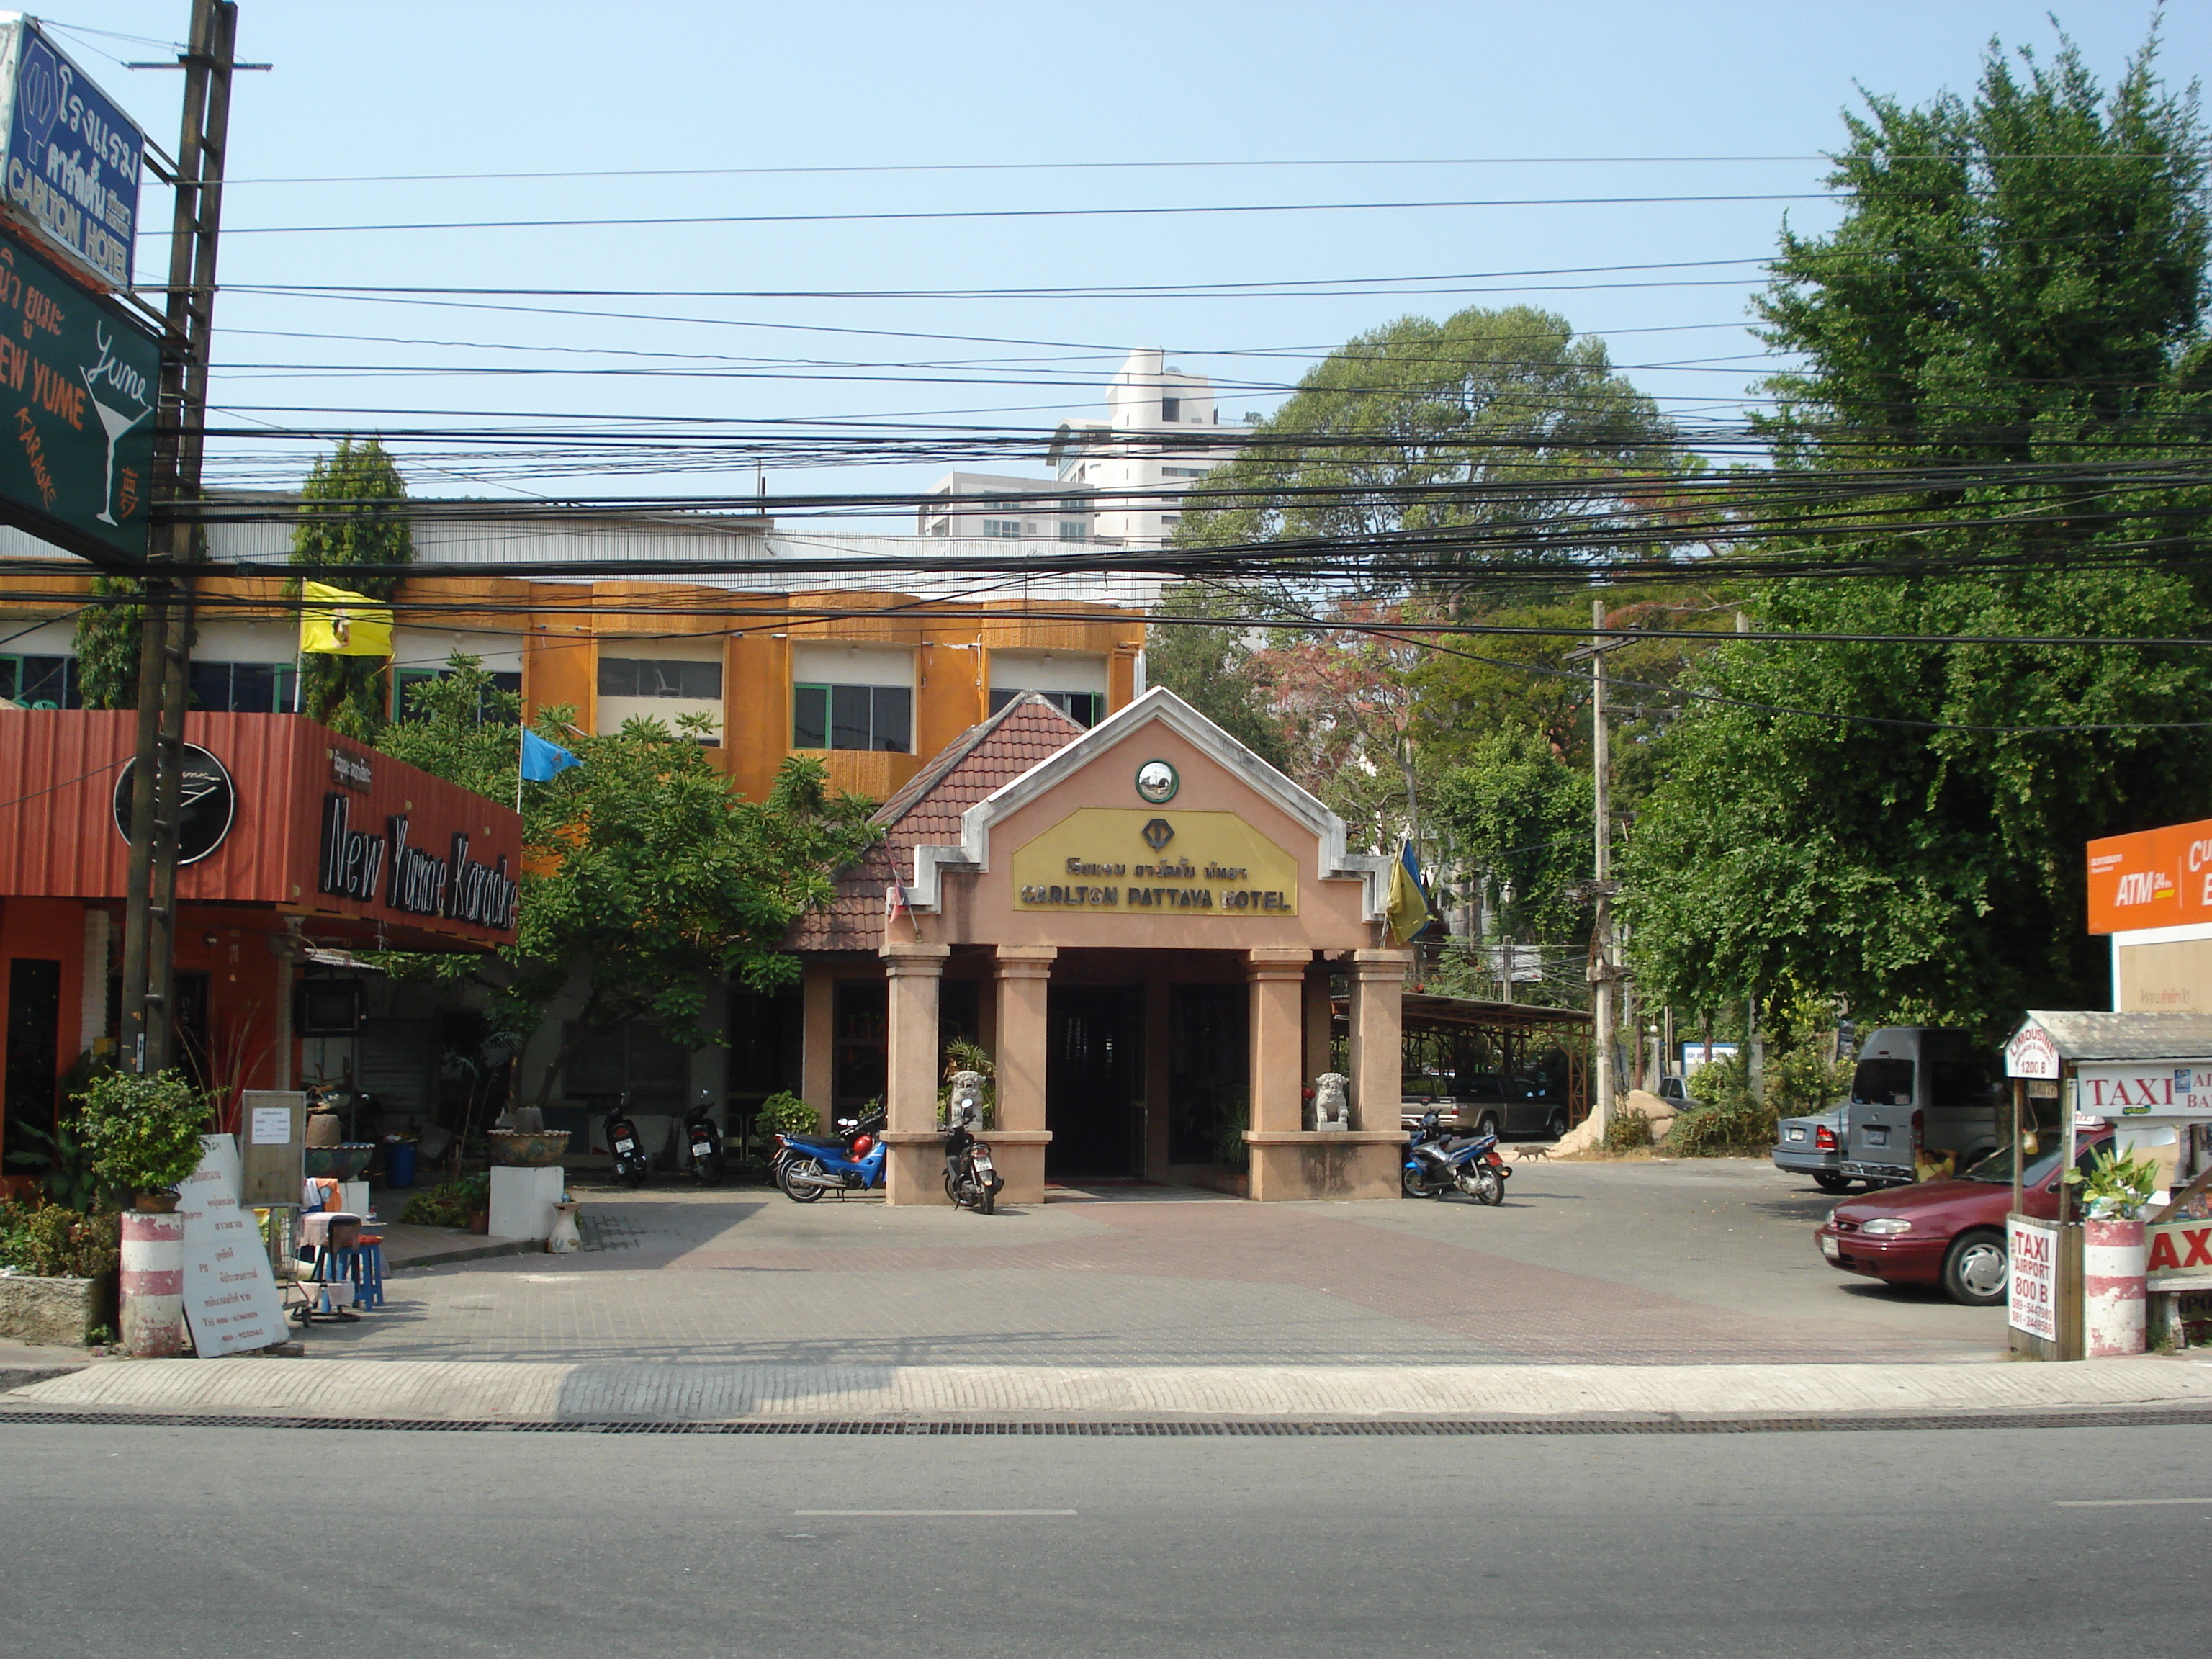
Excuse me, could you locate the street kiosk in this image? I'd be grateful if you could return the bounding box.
[2002,1011,2212,1359]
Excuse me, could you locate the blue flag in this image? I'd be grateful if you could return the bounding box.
[520,729,581,782]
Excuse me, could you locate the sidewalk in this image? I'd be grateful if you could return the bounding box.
[9,1353,2211,1425]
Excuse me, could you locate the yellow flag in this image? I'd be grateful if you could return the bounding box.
[1385,840,1431,945]
[298,581,394,657]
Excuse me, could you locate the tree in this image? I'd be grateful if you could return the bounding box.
[374,658,880,1106]
[71,575,143,709]
[1175,305,1673,577]
[1141,582,1293,772]
[1429,729,1592,947]
[292,438,413,737]
[1624,27,2212,1037]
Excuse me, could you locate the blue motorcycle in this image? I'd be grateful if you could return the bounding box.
[1403,1110,1508,1205]
[774,1110,888,1203]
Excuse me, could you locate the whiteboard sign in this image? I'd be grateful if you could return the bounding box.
[176,1135,289,1357]
[250,1106,292,1145]
[2008,1215,2057,1342]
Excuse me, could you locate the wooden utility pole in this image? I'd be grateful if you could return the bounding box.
[119,0,238,1074]
[1588,597,1615,1132]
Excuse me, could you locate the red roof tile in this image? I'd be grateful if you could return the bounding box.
[786,694,1085,952]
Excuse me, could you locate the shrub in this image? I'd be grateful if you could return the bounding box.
[1670,1052,1779,1156]
[399,1174,490,1229]
[0,1200,121,1279]
[755,1092,819,1140]
[1604,1106,1654,1152]
[71,1069,213,1198]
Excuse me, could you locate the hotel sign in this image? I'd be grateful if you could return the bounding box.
[1012,809,1298,915]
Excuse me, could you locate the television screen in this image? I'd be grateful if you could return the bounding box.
[297,981,361,1035]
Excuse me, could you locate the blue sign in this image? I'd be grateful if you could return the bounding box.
[0,19,143,289]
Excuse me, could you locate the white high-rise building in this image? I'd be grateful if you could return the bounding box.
[918,349,1232,548]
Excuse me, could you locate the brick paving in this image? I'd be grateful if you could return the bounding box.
[291,1160,2006,1368]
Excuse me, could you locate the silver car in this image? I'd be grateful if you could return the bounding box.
[1773,1107,1853,1193]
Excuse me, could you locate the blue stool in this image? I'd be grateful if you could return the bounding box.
[331,1241,385,1309]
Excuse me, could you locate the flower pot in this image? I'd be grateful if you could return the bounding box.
[467,1210,490,1236]
[302,1143,375,1182]
[119,1210,186,1357]
[487,1129,572,1168]
[2085,1215,2148,1358]
[132,1192,179,1214]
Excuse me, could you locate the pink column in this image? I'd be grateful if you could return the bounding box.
[879,942,950,1205]
[1244,948,1310,1200]
[119,1209,186,1357]
[991,946,1056,1205]
[1349,948,1411,1131]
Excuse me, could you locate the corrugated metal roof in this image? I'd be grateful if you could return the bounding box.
[2019,1010,2212,1062]
[787,694,1084,953]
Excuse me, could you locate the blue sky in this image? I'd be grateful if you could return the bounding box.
[40,1,2210,522]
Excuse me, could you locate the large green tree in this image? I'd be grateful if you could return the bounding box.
[1624,28,2212,1036]
[376,658,879,1105]
[1175,305,1674,572]
[293,438,413,737]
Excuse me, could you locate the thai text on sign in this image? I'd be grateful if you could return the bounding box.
[1010,808,1300,916]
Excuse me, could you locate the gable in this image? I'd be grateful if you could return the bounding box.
[907,687,1391,945]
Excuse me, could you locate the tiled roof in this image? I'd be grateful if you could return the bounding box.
[785,694,1086,952]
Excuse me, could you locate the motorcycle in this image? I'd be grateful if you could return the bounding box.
[603,1093,651,1189]
[1403,1109,1509,1205]
[683,1089,725,1187]
[774,1109,888,1202]
[942,1110,1002,1215]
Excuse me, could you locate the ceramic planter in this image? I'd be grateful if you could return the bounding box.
[2085,1215,2148,1358]
[487,1130,572,1167]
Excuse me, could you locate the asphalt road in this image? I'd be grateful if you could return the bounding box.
[4,1419,2203,1658]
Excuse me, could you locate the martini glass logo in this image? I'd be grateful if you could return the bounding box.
[80,323,150,525]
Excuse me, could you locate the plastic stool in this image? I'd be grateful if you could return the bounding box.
[331,1240,385,1309]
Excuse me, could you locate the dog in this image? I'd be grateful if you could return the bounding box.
[1514,1146,1551,1162]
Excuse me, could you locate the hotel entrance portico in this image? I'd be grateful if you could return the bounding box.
[786,687,1411,1204]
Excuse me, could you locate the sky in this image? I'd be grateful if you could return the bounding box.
[35,1,2212,529]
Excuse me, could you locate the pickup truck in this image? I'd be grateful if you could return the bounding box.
[1838,1026,2005,1188]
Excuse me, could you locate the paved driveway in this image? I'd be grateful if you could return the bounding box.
[310,1159,2000,1367]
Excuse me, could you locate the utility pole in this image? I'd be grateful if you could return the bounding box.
[119,0,238,1074]
[1580,596,1621,1132]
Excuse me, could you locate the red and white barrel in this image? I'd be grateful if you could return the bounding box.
[119,1210,186,1358]
[2084,1216,2148,1358]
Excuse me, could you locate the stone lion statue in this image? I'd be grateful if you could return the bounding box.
[945,1069,989,1130]
[1310,1072,1350,1132]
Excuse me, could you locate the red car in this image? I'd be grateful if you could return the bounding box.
[1815,1130,2110,1307]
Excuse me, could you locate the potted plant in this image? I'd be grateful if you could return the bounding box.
[2067,1146,2162,1358]
[72,1069,215,1212]
[68,1069,211,1358]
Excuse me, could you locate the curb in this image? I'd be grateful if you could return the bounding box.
[386,1237,543,1270]
[0,1364,84,1390]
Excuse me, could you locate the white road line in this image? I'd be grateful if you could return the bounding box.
[2052,1497,2212,1508]
[793,1509,1079,1517]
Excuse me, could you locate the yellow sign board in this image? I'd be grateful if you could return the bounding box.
[1011,809,1298,916]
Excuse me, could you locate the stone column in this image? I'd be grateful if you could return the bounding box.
[1303,963,1334,1085]
[1244,948,1310,1200]
[880,942,950,1204]
[1349,948,1410,1132]
[990,945,1057,1203]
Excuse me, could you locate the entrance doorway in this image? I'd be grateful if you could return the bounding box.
[1046,986,1141,1177]
[4,958,60,1164]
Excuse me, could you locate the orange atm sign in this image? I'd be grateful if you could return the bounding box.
[2085,819,2212,934]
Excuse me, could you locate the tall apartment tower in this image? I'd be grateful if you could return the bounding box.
[918,349,1230,547]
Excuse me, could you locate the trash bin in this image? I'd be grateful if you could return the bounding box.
[384,1141,417,1190]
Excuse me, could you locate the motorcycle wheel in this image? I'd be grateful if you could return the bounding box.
[1465,1166,1503,1206]
[778,1156,827,1204]
[1402,1164,1437,1200]
[978,1183,994,1215]
[693,1154,724,1189]
[623,1161,647,1190]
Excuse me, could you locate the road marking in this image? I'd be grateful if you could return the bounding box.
[793,1509,1077,1517]
[2053,1497,2212,1508]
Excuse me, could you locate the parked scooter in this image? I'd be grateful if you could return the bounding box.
[1403,1109,1509,1204]
[604,1092,651,1188]
[774,1109,888,1202]
[683,1089,725,1187]
[942,1091,1002,1214]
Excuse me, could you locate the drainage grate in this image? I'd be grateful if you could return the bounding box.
[1,1406,2208,1437]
